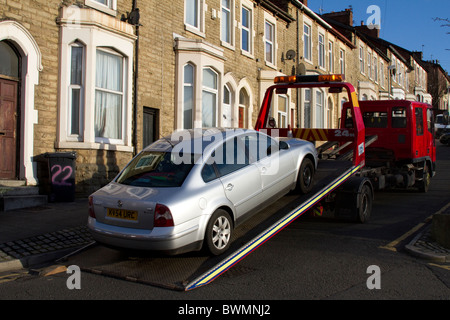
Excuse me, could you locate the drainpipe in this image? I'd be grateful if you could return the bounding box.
[296,8,300,128]
[132,0,139,156]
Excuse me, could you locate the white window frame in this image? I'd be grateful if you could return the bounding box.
[368,52,372,79]
[359,46,365,74]
[380,61,385,88]
[303,88,311,128]
[374,56,378,83]
[240,0,254,58]
[303,23,312,63]
[57,6,135,152]
[318,33,325,69]
[221,0,235,49]
[85,0,117,16]
[94,47,126,145]
[68,42,85,141]
[174,38,225,130]
[315,89,324,128]
[264,14,276,68]
[184,0,205,37]
[202,67,219,128]
[339,49,345,75]
[328,41,334,72]
[183,63,195,129]
[277,94,288,128]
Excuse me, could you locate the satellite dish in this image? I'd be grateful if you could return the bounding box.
[286,50,296,60]
[297,63,306,75]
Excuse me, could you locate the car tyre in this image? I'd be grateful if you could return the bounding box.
[296,158,314,194]
[205,209,233,255]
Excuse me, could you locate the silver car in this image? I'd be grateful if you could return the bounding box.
[88,128,318,255]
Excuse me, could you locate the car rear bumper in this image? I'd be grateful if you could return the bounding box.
[87,217,202,254]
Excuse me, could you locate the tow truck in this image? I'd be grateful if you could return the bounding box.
[61,74,434,291]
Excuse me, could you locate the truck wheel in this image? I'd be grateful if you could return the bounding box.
[205,209,233,255]
[296,158,314,194]
[419,164,431,193]
[356,184,372,223]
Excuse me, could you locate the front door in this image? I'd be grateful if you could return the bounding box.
[0,78,18,179]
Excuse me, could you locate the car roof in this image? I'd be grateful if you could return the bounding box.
[143,128,260,153]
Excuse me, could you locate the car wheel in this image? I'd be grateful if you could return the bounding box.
[296,158,314,194]
[205,209,233,255]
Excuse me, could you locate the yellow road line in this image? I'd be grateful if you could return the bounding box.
[428,263,450,271]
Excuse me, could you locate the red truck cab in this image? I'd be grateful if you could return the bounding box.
[347,100,436,192]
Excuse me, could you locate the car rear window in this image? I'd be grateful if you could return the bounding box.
[116,151,195,187]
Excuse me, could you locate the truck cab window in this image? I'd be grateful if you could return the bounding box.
[392,107,407,128]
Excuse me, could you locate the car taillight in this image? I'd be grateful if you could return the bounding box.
[88,196,96,218]
[154,203,174,227]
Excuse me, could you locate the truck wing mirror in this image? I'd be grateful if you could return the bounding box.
[268,117,277,128]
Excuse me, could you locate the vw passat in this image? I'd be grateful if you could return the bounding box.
[88,128,318,255]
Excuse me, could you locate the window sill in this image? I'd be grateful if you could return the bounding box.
[265,61,277,70]
[56,141,134,153]
[185,24,205,38]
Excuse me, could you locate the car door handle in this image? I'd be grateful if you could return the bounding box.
[225,183,234,191]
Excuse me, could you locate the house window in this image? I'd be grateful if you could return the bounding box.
[94,48,124,142]
[374,56,378,82]
[221,0,234,46]
[339,49,345,74]
[368,52,372,79]
[303,89,311,128]
[69,42,84,138]
[185,0,204,36]
[241,5,252,54]
[223,84,232,128]
[202,68,218,128]
[328,41,334,72]
[318,34,325,69]
[315,90,324,128]
[278,95,288,128]
[380,61,385,87]
[303,24,311,62]
[183,63,195,129]
[359,46,365,74]
[264,20,275,65]
[239,88,249,128]
[186,0,199,28]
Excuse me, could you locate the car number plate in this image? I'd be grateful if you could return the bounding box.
[107,208,138,221]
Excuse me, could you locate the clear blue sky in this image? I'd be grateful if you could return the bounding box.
[307,0,450,73]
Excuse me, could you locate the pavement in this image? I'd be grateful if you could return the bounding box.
[0,198,449,274]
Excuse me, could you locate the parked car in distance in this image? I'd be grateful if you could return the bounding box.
[439,131,450,145]
[88,128,318,255]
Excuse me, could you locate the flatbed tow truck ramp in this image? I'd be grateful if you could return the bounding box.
[60,159,359,291]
